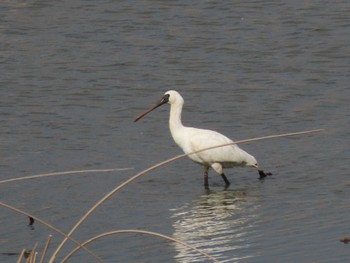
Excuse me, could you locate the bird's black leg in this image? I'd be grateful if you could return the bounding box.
[204,170,209,190]
[221,173,231,187]
[258,170,272,180]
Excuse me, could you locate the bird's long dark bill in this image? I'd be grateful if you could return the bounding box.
[134,97,167,122]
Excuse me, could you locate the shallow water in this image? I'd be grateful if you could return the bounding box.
[1,0,349,262]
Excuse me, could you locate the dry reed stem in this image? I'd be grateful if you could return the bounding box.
[39,235,52,263]
[31,252,38,263]
[17,249,26,263]
[0,168,133,185]
[0,201,104,263]
[26,242,37,263]
[61,230,221,263]
[50,129,323,262]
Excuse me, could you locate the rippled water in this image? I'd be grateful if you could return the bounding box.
[1,0,349,262]
[171,190,260,262]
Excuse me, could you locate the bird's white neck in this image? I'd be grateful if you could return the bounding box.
[169,100,185,136]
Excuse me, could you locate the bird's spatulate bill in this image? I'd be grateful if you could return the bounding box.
[134,99,167,122]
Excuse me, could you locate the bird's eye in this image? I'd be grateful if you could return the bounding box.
[163,94,170,102]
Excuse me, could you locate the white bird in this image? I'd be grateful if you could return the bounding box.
[135,90,271,189]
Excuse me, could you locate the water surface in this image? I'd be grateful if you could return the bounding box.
[1,0,349,262]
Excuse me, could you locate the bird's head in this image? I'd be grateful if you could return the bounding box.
[134,90,183,122]
[163,90,184,105]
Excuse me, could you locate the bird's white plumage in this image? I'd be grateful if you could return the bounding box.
[165,90,258,173]
[134,89,269,187]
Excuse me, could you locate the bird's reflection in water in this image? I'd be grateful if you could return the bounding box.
[170,189,259,262]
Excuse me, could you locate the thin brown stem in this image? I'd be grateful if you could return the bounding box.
[62,230,221,263]
[0,168,133,185]
[51,129,323,262]
[0,201,104,263]
[40,235,53,263]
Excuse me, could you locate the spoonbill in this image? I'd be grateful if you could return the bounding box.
[135,90,271,189]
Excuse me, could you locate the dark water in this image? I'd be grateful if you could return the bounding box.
[1,0,349,262]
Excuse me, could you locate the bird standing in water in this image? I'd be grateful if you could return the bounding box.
[135,90,271,189]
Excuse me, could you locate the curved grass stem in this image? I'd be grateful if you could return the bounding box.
[50,129,323,262]
[62,230,221,263]
[0,168,133,185]
[0,200,104,263]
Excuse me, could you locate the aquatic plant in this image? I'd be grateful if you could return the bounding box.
[0,129,323,262]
